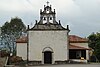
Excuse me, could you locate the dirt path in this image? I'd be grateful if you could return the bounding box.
[0,57,7,67]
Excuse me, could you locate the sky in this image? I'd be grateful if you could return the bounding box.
[0,0,100,37]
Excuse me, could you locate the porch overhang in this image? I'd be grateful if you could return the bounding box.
[69,45,91,50]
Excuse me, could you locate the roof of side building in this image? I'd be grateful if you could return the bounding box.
[16,35,88,43]
[69,35,88,43]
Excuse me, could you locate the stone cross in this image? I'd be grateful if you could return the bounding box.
[46,1,49,6]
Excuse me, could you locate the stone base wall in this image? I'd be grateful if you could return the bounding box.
[55,60,69,64]
[28,60,69,65]
[28,61,42,65]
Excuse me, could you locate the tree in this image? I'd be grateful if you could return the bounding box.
[1,22,10,35]
[1,17,26,55]
[88,32,100,61]
[1,17,26,38]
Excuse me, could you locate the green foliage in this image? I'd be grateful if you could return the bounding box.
[88,32,100,61]
[1,17,26,39]
[1,22,10,34]
[1,17,26,55]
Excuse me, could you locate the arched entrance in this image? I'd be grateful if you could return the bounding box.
[42,47,53,64]
[44,51,52,64]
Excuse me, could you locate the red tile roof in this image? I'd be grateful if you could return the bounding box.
[16,35,90,50]
[69,35,88,43]
[16,35,88,45]
[16,36,27,43]
[69,44,90,50]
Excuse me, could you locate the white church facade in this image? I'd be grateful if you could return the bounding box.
[16,3,90,64]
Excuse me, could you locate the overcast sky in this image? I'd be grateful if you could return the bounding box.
[0,0,100,37]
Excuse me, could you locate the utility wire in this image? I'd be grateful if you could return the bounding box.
[26,0,34,7]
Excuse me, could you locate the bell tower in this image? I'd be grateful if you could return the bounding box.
[30,2,70,31]
[39,2,57,24]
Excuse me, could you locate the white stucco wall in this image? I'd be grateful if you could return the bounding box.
[70,43,88,48]
[86,50,89,60]
[16,43,27,60]
[28,30,69,63]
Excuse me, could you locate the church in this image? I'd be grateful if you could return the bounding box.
[16,2,90,64]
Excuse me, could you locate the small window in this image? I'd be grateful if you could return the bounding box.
[50,17,52,20]
[44,17,46,20]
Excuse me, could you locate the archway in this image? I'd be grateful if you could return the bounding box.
[44,51,52,64]
[42,47,53,64]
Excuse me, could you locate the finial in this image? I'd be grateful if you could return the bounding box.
[54,9,55,13]
[44,5,46,8]
[27,25,30,30]
[59,20,61,24]
[46,1,49,6]
[50,5,51,7]
[35,20,37,24]
[67,25,70,31]
[40,9,42,13]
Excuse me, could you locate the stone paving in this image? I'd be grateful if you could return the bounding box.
[14,64,100,67]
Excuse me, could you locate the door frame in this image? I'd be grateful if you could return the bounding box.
[42,47,54,64]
